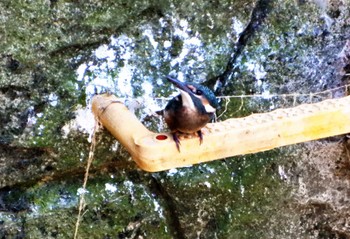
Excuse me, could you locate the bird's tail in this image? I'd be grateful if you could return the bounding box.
[155,110,164,116]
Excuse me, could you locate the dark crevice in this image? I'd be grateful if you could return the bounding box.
[49,5,164,60]
[147,174,185,239]
[49,38,110,59]
[207,0,274,96]
[121,171,185,238]
[0,144,134,190]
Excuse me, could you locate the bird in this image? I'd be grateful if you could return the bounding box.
[157,76,219,152]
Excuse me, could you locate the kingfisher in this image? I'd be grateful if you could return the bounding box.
[157,76,219,152]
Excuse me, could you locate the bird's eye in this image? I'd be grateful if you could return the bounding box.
[196,90,203,95]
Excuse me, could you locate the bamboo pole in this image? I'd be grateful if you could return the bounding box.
[92,94,350,172]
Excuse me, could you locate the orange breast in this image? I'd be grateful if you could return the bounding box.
[164,107,211,133]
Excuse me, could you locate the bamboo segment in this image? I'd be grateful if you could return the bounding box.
[92,94,350,172]
[91,94,153,170]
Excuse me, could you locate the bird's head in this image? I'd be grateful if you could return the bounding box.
[167,76,219,114]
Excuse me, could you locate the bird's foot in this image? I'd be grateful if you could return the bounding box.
[172,131,203,152]
[172,132,181,152]
[197,130,203,145]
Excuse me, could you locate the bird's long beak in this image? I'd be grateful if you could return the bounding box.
[166,76,197,111]
[166,76,193,95]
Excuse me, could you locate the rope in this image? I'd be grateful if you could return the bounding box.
[74,119,100,239]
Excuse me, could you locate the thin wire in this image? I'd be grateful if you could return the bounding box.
[215,83,349,100]
[152,83,350,101]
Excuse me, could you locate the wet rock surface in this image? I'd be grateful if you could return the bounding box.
[0,0,350,238]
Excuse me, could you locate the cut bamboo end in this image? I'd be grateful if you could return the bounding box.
[92,94,350,172]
